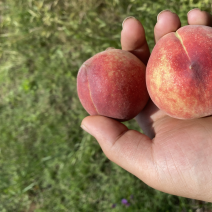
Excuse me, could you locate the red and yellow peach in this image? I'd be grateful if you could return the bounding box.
[146,25,212,119]
[77,49,149,121]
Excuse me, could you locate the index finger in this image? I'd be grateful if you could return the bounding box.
[121,17,150,65]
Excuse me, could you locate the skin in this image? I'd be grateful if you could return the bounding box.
[81,9,212,202]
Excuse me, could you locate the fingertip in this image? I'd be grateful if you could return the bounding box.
[81,115,128,147]
[121,17,150,64]
[187,8,212,26]
[122,16,137,28]
[157,9,173,22]
[121,17,146,50]
[154,10,181,42]
[187,8,201,16]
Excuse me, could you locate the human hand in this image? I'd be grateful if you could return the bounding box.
[81,9,212,202]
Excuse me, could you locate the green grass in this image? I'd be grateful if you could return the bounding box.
[0,0,212,211]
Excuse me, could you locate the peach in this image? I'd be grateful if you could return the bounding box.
[77,49,149,121]
[146,25,212,119]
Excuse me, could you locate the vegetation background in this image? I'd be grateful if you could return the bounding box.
[1,0,212,211]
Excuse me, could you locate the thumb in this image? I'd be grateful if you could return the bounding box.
[81,115,154,182]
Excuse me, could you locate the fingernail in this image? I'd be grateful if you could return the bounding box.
[81,124,92,135]
[122,16,136,28]
[187,8,201,16]
[157,10,173,22]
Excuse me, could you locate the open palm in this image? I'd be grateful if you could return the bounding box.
[81,9,212,202]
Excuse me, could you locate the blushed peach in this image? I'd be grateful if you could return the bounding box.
[77,49,149,121]
[146,25,212,119]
